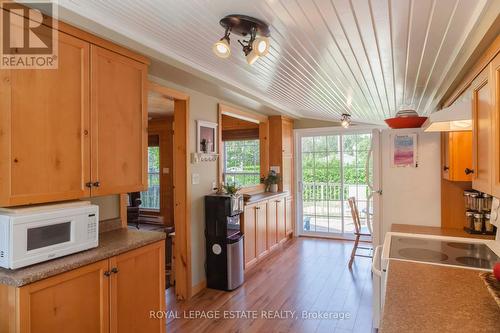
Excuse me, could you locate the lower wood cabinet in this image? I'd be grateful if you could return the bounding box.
[0,241,165,333]
[285,196,294,236]
[242,194,292,270]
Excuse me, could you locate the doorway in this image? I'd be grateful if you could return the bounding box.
[296,128,377,240]
[146,81,192,301]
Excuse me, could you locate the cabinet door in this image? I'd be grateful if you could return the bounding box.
[90,45,148,196]
[256,202,268,259]
[267,199,278,251]
[472,67,493,193]
[443,132,473,181]
[285,196,294,235]
[0,32,90,206]
[491,53,500,197]
[18,260,109,333]
[243,204,257,268]
[442,133,451,180]
[276,197,286,242]
[110,241,165,333]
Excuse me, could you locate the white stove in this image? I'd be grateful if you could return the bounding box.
[371,232,500,328]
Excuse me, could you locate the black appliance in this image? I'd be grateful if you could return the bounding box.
[205,194,245,291]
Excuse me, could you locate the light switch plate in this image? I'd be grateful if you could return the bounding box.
[191,173,200,185]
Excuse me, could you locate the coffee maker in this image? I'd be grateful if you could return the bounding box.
[205,194,245,290]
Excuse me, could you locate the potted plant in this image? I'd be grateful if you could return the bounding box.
[262,170,280,193]
[223,183,241,196]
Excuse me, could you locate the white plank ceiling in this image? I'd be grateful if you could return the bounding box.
[58,0,493,124]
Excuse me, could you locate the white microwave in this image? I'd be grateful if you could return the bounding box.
[0,201,99,269]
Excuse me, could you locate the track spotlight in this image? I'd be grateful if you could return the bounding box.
[341,114,352,128]
[213,15,270,64]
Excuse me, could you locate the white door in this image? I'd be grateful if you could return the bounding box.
[295,128,378,239]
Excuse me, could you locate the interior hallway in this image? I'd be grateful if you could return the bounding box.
[166,237,374,333]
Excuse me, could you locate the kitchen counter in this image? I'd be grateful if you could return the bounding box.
[0,228,165,287]
[244,191,288,205]
[380,260,500,333]
[391,223,495,240]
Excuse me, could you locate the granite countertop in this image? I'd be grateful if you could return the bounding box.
[0,228,166,287]
[391,223,496,240]
[380,260,500,333]
[245,191,289,204]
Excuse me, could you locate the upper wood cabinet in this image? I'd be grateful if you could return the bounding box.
[0,32,91,206]
[471,67,493,194]
[492,53,500,197]
[441,131,473,182]
[269,116,294,194]
[0,25,148,206]
[90,46,148,196]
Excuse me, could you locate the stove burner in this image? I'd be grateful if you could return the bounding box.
[398,248,449,261]
[447,242,475,250]
[455,257,491,269]
[397,238,429,245]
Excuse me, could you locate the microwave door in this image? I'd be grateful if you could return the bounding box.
[27,222,72,251]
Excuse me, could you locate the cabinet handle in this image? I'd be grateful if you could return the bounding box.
[464,168,474,175]
[93,181,100,187]
[85,182,93,188]
[255,207,260,210]
[111,267,119,274]
[443,166,449,171]
[104,271,111,277]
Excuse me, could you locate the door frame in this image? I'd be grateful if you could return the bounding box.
[148,81,192,301]
[294,125,382,240]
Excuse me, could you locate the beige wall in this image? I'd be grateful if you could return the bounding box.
[85,195,120,221]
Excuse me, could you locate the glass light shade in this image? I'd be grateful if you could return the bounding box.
[212,38,231,58]
[246,49,259,65]
[252,37,270,56]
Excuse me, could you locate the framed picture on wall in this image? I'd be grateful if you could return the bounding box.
[391,133,418,168]
[196,120,218,154]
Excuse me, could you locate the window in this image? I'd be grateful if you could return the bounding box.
[141,144,160,210]
[223,140,260,187]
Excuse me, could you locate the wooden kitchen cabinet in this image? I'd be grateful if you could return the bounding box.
[243,204,257,268]
[267,200,278,251]
[255,201,268,259]
[0,32,91,206]
[276,198,286,243]
[109,241,165,333]
[441,132,473,182]
[491,53,500,198]
[285,196,294,236]
[1,242,165,333]
[90,46,148,196]
[17,260,110,333]
[471,67,493,194]
[269,116,294,193]
[0,17,149,207]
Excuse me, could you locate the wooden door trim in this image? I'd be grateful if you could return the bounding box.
[148,81,192,300]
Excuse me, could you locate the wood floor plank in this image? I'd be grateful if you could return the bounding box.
[166,237,373,333]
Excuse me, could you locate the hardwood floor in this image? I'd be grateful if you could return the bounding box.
[166,237,374,333]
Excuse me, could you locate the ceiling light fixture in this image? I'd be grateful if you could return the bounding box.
[213,14,270,64]
[212,27,231,58]
[341,114,352,128]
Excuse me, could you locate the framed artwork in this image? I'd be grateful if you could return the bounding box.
[391,133,418,168]
[196,120,218,154]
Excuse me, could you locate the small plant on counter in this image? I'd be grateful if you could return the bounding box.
[262,170,280,193]
[223,183,241,196]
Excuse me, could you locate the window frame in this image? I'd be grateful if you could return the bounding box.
[223,139,261,188]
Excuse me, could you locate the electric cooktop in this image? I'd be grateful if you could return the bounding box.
[389,236,500,269]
